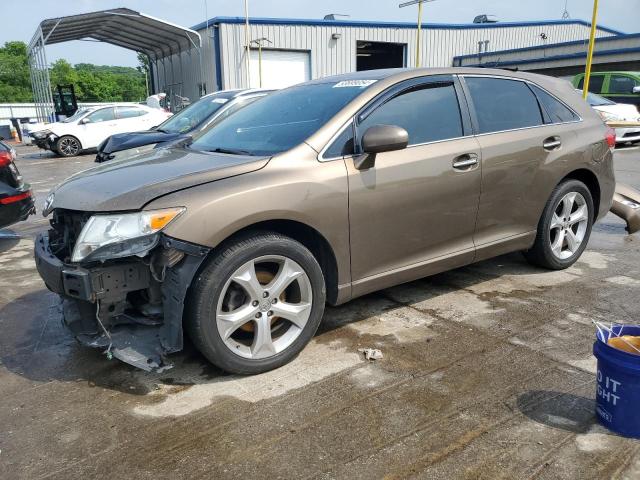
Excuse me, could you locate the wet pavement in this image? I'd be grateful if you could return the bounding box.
[1,145,639,479]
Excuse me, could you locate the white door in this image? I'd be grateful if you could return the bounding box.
[79,107,118,148]
[115,106,155,133]
[249,50,310,89]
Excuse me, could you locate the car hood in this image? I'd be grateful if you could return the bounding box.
[47,147,270,213]
[99,130,187,154]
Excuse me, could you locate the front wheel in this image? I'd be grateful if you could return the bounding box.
[55,136,82,157]
[186,232,326,374]
[524,179,594,270]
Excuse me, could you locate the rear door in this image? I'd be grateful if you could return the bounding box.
[346,75,482,293]
[115,106,154,133]
[462,75,581,260]
[607,73,640,105]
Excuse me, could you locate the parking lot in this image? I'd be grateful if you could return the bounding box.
[1,144,639,479]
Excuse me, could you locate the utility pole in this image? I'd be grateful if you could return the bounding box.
[251,38,272,88]
[244,0,251,88]
[582,0,599,99]
[399,0,436,68]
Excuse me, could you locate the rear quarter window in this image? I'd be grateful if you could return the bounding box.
[529,85,580,124]
[465,77,543,134]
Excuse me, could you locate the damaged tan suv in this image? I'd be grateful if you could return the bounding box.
[35,68,615,374]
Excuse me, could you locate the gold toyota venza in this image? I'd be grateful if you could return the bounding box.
[35,68,615,374]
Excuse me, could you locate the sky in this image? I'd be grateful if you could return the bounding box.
[2,0,638,68]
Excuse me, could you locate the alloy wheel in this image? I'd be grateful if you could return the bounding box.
[59,137,80,156]
[216,255,312,360]
[549,192,589,260]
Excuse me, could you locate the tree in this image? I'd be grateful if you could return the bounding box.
[50,59,79,88]
[0,40,148,103]
[0,41,32,102]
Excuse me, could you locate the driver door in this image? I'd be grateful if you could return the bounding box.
[345,76,482,296]
[80,107,117,148]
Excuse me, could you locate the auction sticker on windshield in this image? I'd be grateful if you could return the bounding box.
[212,98,229,104]
[333,80,377,88]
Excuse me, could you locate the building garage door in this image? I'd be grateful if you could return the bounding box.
[249,50,310,89]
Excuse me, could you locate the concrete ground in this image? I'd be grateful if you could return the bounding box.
[1,144,639,480]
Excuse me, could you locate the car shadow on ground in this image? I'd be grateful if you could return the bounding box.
[0,235,20,252]
[0,251,583,396]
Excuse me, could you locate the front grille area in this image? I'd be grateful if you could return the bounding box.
[49,209,92,262]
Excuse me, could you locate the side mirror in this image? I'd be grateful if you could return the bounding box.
[633,86,640,94]
[354,125,409,170]
[80,117,91,125]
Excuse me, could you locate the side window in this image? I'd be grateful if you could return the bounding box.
[358,82,463,147]
[609,75,638,94]
[323,123,354,159]
[117,106,148,119]
[576,75,604,93]
[87,108,116,123]
[465,77,543,133]
[530,85,580,124]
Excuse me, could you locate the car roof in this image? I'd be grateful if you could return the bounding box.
[304,67,555,86]
[201,88,274,101]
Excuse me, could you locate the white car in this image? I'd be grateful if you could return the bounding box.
[582,91,640,145]
[30,105,172,157]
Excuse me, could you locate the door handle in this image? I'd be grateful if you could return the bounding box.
[543,136,562,150]
[452,153,479,170]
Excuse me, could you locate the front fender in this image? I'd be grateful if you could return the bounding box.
[147,151,351,286]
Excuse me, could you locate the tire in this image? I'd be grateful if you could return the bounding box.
[55,136,82,157]
[185,231,326,374]
[524,179,594,270]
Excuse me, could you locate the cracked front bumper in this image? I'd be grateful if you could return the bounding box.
[34,232,209,371]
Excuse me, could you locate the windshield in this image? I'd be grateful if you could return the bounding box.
[190,81,374,156]
[61,108,91,123]
[157,93,234,134]
[585,92,616,106]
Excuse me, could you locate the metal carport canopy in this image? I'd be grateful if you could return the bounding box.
[35,7,201,60]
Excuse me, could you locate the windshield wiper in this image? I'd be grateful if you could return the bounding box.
[205,147,252,155]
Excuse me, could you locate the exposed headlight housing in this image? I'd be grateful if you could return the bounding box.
[31,129,52,139]
[71,207,185,263]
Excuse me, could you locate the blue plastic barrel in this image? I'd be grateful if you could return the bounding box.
[593,325,640,438]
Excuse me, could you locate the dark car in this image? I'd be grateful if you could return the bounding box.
[0,140,34,229]
[95,89,272,162]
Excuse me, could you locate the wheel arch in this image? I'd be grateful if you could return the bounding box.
[560,168,601,217]
[206,219,341,305]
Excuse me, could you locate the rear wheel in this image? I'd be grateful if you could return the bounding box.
[186,232,326,374]
[524,179,594,270]
[55,136,81,157]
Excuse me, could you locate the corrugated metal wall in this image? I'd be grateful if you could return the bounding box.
[216,22,614,90]
[155,20,615,98]
[456,34,640,68]
[151,25,218,107]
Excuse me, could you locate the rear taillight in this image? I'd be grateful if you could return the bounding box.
[605,127,616,150]
[0,190,31,205]
[0,151,11,167]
